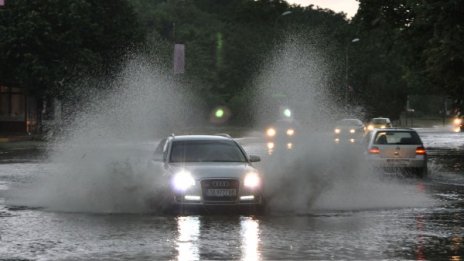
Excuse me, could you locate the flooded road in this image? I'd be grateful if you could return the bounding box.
[1,128,464,260]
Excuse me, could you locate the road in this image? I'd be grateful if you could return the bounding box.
[0,128,463,260]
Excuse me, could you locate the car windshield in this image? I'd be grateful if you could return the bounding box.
[374,131,421,145]
[372,119,388,124]
[338,119,361,126]
[170,140,247,163]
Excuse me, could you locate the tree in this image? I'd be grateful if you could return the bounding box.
[0,0,142,97]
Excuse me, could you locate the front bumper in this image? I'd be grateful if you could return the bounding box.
[173,194,263,206]
[334,133,364,144]
[171,178,263,207]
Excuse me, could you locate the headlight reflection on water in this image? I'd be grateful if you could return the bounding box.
[240,217,261,261]
[175,216,261,261]
[177,216,200,261]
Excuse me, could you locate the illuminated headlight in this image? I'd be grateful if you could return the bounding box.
[266,128,276,137]
[172,170,195,192]
[350,129,355,134]
[334,128,341,134]
[244,172,261,189]
[334,138,340,143]
[454,118,462,125]
[367,125,374,131]
[286,128,295,136]
[350,138,355,143]
[380,125,386,128]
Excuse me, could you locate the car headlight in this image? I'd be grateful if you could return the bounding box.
[334,128,341,134]
[244,172,261,189]
[350,129,355,134]
[380,125,386,128]
[367,125,374,131]
[286,128,295,136]
[266,128,276,137]
[454,118,462,125]
[172,170,195,192]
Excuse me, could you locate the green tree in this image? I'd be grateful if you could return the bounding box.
[0,0,142,97]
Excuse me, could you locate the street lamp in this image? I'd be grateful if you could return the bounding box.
[345,38,360,105]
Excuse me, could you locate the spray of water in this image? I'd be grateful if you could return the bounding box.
[6,35,435,214]
[252,35,435,213]
[7,55,203,213]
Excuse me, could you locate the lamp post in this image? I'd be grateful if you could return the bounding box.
[345,38,360,105]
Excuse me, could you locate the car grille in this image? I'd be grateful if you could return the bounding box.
[201,179,239,202]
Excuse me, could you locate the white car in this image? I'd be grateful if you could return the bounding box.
[367,117,392,131]
[364,128,427,177]
[153,134,264,212]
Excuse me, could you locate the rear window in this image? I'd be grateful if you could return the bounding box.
[374,131,422,145]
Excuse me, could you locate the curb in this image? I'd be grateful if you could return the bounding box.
[0,136,34,143]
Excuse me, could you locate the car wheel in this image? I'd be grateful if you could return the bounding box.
[416,167,427,178]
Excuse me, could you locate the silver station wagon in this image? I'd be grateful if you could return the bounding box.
[364,128,427,177]
[153,134,264,212]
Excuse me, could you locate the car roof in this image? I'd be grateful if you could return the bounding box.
[170,135,233,141]
[371,117,390,121]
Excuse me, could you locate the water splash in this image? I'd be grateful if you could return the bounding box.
[7,55,202,213]
[251,35,435,213]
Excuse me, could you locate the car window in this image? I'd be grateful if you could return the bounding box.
[170,140,247,163]
[374,131,421,145]
[372,119,387,124]
[339,119,362,126]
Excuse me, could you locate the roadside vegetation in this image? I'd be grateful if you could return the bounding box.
[0,0,462,125]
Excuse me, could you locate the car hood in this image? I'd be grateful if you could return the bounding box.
[167,162,256,179]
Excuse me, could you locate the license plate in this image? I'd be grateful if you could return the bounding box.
[206,189,237,197]
[387,159,410,166]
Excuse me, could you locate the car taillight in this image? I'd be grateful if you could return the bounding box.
[368,146,380,154]
[416,146,427,155]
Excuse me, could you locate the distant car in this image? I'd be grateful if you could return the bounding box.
[334,118,366,144]
[153,134,264,212]
[364,128,427,177]
[367,117,392,131]
[452,117,464,132]
[264,118,299,153]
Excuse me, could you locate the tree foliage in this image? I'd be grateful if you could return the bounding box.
[0,0,142,97]
[3,0,461,122]
[352,0,464,118]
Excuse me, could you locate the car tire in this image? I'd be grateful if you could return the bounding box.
[416,167,427,178]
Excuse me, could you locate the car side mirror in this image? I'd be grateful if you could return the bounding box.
[249,155,261,162]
